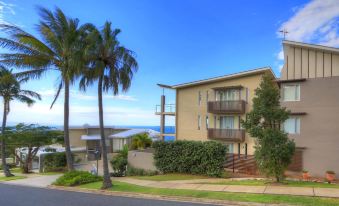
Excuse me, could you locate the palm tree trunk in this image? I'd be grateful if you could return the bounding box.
[98,76,112,189]
[64,80,74,171]
[1,100,13,177]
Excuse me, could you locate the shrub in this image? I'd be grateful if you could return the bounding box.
[54,171,102,186]
[126,166,158,176]
[43,152,67,172]
[110,145,128,177]
[153,140,227,177]
[0,163,16,170]
[131,133,152,150]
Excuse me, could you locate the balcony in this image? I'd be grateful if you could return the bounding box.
[207,128,245,142]
[207,100,245,114]
[155,104,176,116]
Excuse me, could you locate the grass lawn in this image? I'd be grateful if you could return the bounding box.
[203,179,339,189]
[79,181,339,206]
[1,167,22,173]
[0,175,25,182]
[130,173,210,181]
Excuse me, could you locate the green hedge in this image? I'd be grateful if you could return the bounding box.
[153,140,227,177]
[43,152,67,172]
[54,171,102,186]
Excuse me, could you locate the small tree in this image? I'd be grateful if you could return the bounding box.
[6,123,63,173]
[131,133,152,150]
[242,74,295,182]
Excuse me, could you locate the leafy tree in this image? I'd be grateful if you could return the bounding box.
[241,74,295,182]
[131,133,152,150]
[5,123,63,173]
[0,7,94,171]
[79,22,138,189]
[110,145,128,177]
[0,67,40,177]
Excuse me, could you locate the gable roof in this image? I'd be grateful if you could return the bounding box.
[159,67,275,89]
[283,40,339,54]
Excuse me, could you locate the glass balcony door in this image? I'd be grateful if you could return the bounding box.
[220,116,234,129]
[217,89,240,101]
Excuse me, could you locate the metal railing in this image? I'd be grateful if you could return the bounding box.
[207,100,245,114]
[155,104,176,113]
[207,128,245,142]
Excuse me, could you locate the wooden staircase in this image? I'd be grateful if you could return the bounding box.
[224,153,257,175]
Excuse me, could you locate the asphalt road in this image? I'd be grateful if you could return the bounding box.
[0,183,218,206]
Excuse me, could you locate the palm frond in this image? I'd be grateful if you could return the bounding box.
[19,90,41,100]
[50,81,63,109]
[15,95,35,106]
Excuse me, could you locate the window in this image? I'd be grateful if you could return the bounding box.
[214,115,217,128]
[218,89,240,101]
[245,143,248,158]
[198,91,202,105]
[206,116,209,129]
[238,143,241,158]
[282,84,300,101]
[206,91,209,104]
[283,117,300,134]
[198,115,201,130]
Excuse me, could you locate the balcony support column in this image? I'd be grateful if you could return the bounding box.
[160,95,165,140]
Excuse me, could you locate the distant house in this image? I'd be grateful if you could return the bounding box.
[69,126,160,160]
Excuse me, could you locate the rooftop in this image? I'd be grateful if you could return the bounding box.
[283,40,339,54]
[158,67,275,89]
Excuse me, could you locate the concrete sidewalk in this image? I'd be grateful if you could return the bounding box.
[115,177,339,198]
[2,174,61,188]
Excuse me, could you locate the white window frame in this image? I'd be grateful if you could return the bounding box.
[283,117,301,134]
[282,84,300,102]
[198,115,201,130]
[206,115,209,129]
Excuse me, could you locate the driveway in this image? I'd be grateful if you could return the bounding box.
[0,183,218,206]
[3,174,61,188]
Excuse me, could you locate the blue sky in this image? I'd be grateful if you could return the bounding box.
[0,0,338,126]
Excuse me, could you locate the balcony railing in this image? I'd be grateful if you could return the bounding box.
[155,104,176,114]
[207,100,245,114]
[207,128,245,142]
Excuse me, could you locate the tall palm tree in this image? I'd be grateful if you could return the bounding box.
[80,22,138,189]
[0,66,41,177]
[0,7,94,171]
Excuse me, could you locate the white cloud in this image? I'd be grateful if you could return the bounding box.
[0,1,15,24]
[278,0,339,47]
[277,50,284,60]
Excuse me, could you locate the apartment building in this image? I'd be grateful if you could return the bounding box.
[279,40,339,176]
[157,41,339,176]
[157,67,275,158]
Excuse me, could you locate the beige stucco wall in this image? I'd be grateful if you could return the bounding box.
[128,150,157,171]
[176,72,269,155]
[281,77,339,176]
[69,129,87,148]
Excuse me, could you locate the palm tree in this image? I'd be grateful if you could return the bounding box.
[0,66,41,177]
[0,7,94,171]
[80,22,138,189]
